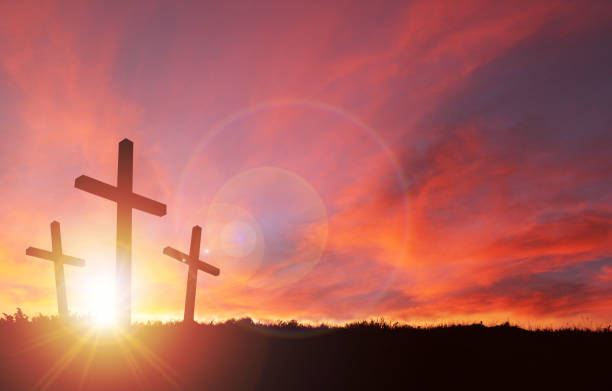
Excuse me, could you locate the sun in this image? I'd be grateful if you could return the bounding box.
[87,277,117,328]
[93,303,116,327]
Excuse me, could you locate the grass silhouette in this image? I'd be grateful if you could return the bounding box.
[1,309,611,390]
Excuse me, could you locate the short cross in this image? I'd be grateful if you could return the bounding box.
[163,226,220,323]
[25,221,85,320]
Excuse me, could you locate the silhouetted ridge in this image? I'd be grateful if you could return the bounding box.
[1,309,612,390]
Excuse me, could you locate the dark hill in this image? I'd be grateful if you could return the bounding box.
[1,311,611,390]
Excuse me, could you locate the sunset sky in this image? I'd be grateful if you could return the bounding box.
[1,0,611,327]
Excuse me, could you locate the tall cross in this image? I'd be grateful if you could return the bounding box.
[75,138,166,326]
[163,226,220,323]
[25,221,85,319]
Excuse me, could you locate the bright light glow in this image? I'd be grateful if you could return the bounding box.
[87,277,116,328]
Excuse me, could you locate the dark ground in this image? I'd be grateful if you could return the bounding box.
[1,312,611,390]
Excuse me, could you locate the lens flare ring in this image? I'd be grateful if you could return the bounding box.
[176,99,411,326]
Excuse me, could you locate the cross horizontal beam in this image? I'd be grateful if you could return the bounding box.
[74,175,167,216]
[163,246,220,276]
[25,247,85,267]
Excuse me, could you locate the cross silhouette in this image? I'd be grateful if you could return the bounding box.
[25,221,85,319]
[163,225,220,323]
[75,138,166,326]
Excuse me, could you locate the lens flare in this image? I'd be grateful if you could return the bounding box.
[219,221,257,258]
[175,99,410,322]
[208,167,328,289]
[205,203,265,285]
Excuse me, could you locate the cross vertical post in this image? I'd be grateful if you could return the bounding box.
[185,226,202,323]
[116,139,134,326]
[50,221,68,318]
